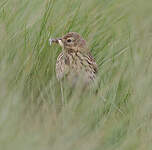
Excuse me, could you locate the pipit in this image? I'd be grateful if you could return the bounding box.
[50,32,98,85]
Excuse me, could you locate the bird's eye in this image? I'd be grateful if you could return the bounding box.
[67,39,72,43]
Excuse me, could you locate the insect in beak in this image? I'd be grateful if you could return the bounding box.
[49,37,64,48]
[49,38,62,46]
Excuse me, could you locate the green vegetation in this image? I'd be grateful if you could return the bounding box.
[0,0,152,149]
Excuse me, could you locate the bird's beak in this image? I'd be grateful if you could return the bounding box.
[49,38,63,47]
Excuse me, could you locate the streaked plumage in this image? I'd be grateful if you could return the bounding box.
[50,32,98,85]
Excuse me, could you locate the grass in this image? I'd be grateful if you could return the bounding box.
[0,0,152,149]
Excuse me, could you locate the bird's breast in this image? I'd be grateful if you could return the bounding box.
[56,51,97,83]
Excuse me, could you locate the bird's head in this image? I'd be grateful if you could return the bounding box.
[50,32,89,52]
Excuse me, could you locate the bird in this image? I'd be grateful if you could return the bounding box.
[50,32,98,86]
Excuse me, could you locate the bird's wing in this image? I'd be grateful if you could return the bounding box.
[86,52,98,74]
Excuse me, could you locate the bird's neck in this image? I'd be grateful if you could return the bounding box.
[62,48,89,55]
[62,48,75,56]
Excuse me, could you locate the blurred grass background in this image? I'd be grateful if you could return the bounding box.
[0,0,152,149]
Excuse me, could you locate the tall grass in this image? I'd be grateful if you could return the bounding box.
[0,0,152,149]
